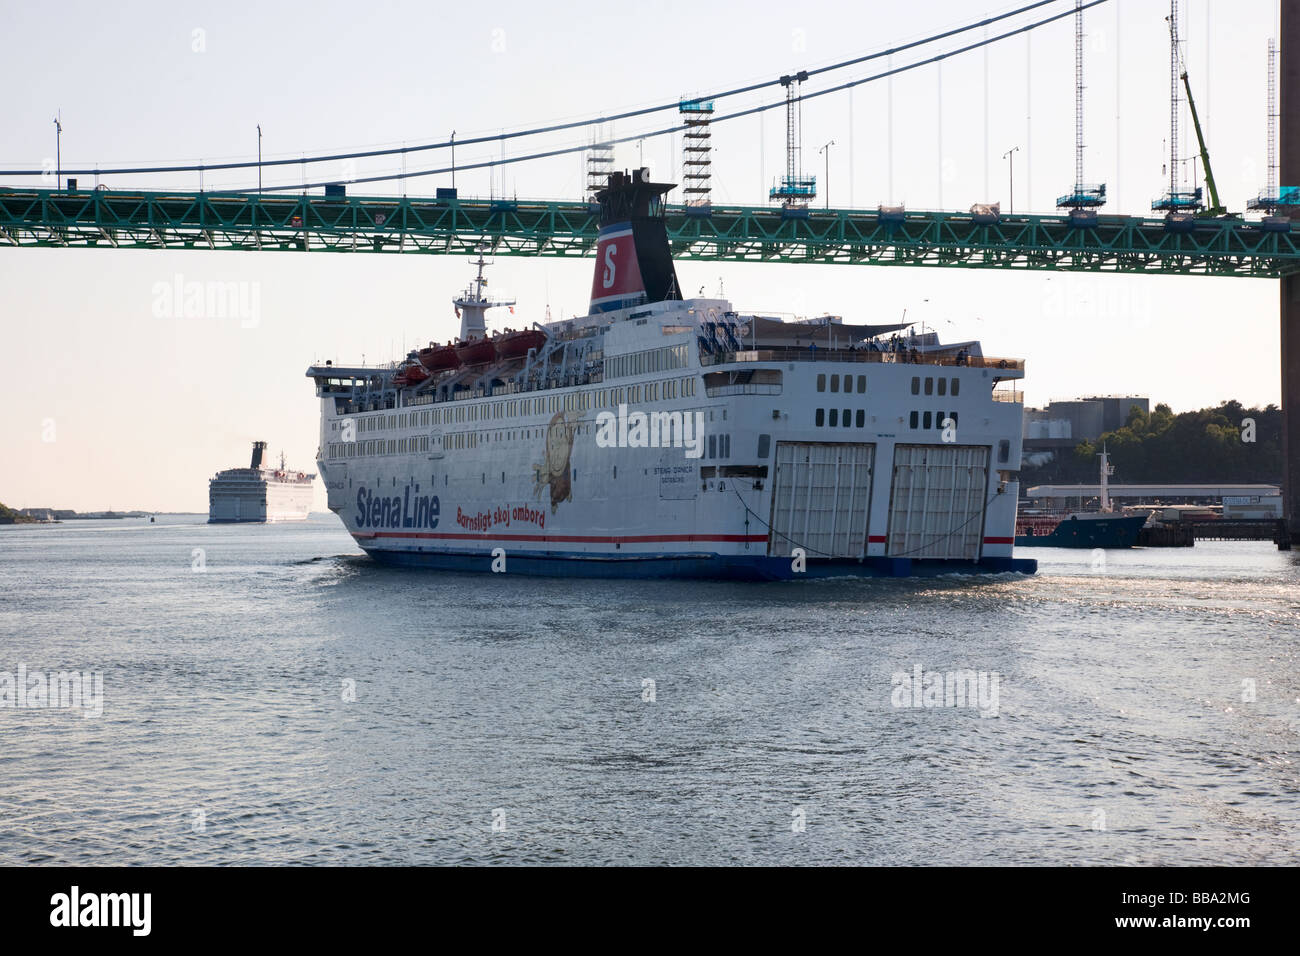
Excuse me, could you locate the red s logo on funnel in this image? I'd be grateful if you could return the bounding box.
[589,223,645,313]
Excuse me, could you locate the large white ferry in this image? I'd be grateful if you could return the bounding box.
[306,170,1035,579]
[208,441,315,523]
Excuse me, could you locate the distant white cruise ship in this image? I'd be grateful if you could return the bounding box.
[306,169,1035,579]
[208,441,314,523]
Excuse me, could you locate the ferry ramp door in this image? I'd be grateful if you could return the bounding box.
[767,442,875,559]
[886,445,990,560]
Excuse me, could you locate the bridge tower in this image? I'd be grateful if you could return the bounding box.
[1282,0,1300,544]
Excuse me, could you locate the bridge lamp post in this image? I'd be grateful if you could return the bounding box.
[53,114,62,191]
[819,140,835,209]
[1003,145,1020,215]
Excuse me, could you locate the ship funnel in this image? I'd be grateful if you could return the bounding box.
[589,168,681,314]
[250,441,267,470]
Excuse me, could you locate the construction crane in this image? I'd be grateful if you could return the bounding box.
[1179,52,1225,216]
[1153,0,1228,218]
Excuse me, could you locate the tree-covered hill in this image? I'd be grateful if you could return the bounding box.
[1021,402,1282,486]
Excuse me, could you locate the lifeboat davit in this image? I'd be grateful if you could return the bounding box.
[493,328,547,359]
[418,344,461,371]
[454,337,496,365]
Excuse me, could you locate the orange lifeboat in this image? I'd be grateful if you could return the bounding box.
[418,343,461,371]
[493,328,547,359]
[393,362,430,388]
[454,337,496,365]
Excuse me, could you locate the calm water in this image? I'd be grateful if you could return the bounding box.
[1,514,1298,865]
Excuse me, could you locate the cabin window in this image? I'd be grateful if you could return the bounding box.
[923,411,932,429]
[830,375,839,393]
[829,409,839,427]
[857,375,866,393]
[951,378,960,396]
[815,409,825,427]
[842,408,850,428]
[843,376,853,394]
[856,410,865,428]
[911,376,919,395]
[909,411,918,429]
[998,440,1010,463]
[757,434,771,458]
[816,374,826,392]
[924,377,933,396]
[937,378,947,396]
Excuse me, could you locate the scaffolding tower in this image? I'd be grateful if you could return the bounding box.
[679,99,714,207]
[1248,39,1299,211]
[585,125,614,199]
[1153,0,1203,212]
[769,71,816,206]
[1057,0,1106,209]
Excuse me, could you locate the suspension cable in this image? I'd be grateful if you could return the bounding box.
[208,0,1104,195]
[0,1,1091,180]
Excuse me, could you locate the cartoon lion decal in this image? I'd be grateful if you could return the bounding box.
[533,410,578,513]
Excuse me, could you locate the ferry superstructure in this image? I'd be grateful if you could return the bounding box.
[306,169,1035,579]
[208,441,315,523]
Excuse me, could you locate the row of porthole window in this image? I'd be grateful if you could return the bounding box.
[334,377,701,431]
[814,408,867,428]
[910,410,959,430]
[912,376,960,397]
[815,373,866,394]
[327,435,432,459]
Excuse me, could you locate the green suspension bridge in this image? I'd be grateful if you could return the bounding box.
[1,186,1297,277]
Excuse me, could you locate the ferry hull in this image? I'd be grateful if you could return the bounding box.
[360,545,1036,580]
[316,350,1033,582]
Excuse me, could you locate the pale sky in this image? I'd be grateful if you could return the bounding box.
[0,0,1286,512]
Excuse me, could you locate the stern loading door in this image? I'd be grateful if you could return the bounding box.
[767,442,875,558]
[886,445,990,560]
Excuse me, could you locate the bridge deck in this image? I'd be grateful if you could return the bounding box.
[1,187,1297,277]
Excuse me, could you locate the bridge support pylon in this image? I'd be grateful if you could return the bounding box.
[1283,0,1300,546]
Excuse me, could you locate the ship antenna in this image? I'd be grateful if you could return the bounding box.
[1098,443,1114,513]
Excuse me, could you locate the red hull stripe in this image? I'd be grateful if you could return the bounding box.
[983,537,1014,544]
[355,531,770,544]
[867,535,887,543]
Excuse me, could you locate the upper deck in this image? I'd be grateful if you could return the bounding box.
[308,298,1025,417]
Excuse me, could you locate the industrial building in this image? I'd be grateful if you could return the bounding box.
[1022,395,1149,465]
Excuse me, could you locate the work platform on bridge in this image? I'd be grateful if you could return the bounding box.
[2,186,1298,278]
